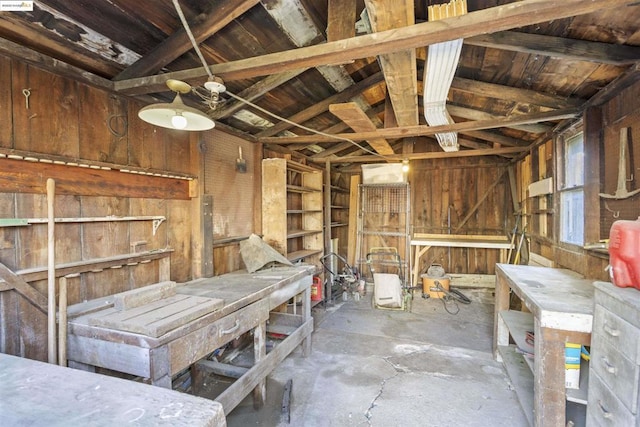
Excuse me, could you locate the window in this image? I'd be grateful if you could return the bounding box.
[559,132,584,245]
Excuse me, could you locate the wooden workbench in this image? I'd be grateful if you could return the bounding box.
[0,353,226,426]
[493,264,594,426]
[66,265,315,416]
[411,233,513,286]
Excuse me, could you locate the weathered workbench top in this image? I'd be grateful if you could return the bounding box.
[0,353,226,426]
[493,264,594,426]
[65,265,315,416]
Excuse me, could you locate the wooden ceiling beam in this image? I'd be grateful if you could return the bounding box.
[114,0,259,80]
[210,69,308,119]
[447,105,551,134]
[461,130,529,147]
[255,71,385,138]
[258,107,579,144]
[329,102,395,155]
[451,77,584,109]
[465,30,640,66]
[364,0,418,128]
[322,146,528,163]
[114,0,629,95]
[327,0,357,42]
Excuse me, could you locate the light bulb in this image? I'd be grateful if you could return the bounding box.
[402,160,410,173]
[171,112,188,129]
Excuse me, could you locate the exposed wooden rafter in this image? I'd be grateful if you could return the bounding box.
[113,0,630,95]
[258,108,580,144]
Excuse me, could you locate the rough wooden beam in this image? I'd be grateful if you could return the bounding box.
[255,71,385,138]
[114,0,629,94]
[211,69,307,119]
[451,77,585,109]
[325,146,527,163]
[585,62,640,107]
[466,30,640,66]
[447,105,552,134]
[365,0,418,127]
[0,36,114,91]
[115,0,259,80]
[327,0,357,42]
[258,108,579,144]
[329,102,394,155]
[0,158,191,200]
[461,130,529,147]
[0,262,48,314]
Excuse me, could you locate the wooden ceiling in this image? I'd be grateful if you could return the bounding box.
[1,0,639,166]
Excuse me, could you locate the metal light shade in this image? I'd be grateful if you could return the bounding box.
[138,92,215,131]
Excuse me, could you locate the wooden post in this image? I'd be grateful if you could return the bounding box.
[46,178,57,365]
[58,276,67,367]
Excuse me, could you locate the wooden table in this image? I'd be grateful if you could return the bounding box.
[66,265,314,416]
[0,353,226,426]
[411,233,513,286]
[493,264,594,427]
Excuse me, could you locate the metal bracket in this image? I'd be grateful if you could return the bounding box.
[152,218,165,236]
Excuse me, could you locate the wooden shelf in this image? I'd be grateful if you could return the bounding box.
[499,310,534,362]
[287,229,322,239]
[498,345,534,427]
[286,184,318,193]
[287,249,322,263]
[262,158,323,269]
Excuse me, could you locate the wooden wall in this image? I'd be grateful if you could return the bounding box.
[0,54,201,360]
[410,149,512,275]
[516,79,640,280]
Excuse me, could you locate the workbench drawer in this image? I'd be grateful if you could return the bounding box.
[168,298,270,374]
[593,304,640,363]
[587,371,635,427]
[591,330,640,414]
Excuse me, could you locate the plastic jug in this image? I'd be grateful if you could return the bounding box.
[608,217,640,289]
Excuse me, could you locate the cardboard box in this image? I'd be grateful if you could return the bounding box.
[361,164,406,184]
[565,343,581,389]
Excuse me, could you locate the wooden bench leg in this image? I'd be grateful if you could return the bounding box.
[253,322,266,408]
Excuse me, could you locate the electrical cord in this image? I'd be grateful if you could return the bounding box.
[424,281,471,315]
[172,0,394,161]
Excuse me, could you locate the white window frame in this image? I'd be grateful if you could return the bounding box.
[558,131,585,246]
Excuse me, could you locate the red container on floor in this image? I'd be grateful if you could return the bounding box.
[609,217,640,289]
[311,276,323,301]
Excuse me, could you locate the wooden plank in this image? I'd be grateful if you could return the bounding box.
[327,0,357,42]
[0,261,47,313]
[256,72,385,138]
[113,281,177,311]
[466,30,640,66]
[346,175,360,266]
[214,318,313,415]
[114,0,628,94]
[329,102,394,155]
[260,107,579,145]
[90,295,224,338]
[13,249,173,283]
[115,0,259,80]
[365,0,418,127]
[0,158,190,199]
[451,76,584,109]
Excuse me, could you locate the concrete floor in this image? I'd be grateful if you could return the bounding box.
[204,288,529,426]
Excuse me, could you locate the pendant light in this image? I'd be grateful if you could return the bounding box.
[138,79,216,131]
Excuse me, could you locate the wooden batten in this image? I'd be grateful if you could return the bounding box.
[0,157,191,200]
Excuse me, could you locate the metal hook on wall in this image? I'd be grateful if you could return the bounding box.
[604,201,620,218]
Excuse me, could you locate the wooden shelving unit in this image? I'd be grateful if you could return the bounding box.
[262,158,323,268]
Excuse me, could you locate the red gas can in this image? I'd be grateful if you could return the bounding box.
[311,276,323,301]
[609,217,640,289]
